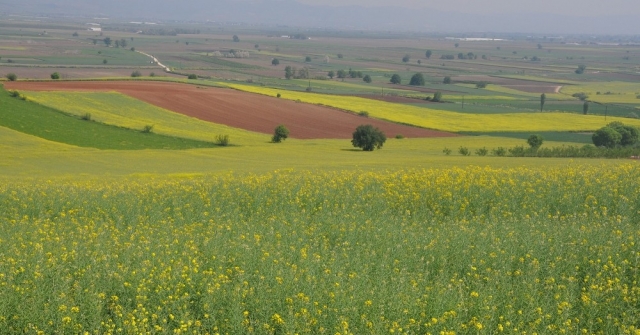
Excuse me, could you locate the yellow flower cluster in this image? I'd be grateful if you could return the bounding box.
[0,164,638,334]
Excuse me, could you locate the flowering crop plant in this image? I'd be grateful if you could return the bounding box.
[0,165,639,334]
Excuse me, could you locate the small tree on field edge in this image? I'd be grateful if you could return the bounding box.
[351,124,386,151]
[50,72,60,80]
[390,74,401,84]
[6,73,17,81]
[527,134,544,149]
[272,125,290,143]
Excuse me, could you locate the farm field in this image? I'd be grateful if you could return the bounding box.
[1,18,640,335]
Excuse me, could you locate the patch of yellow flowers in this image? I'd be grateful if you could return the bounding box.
[0,164,638,334]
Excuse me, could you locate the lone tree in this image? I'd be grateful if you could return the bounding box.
[443,76,452,84]
[271,58,280,66]
[50,72,60,80]
[272,125,290,143]
[432,91,443,102]
[351,124,386,151]
[232,35,240,42]
[583,101,589,115]
[305,56,311,62]
[575,65,586,74]
[327,70,335,79]
[527,134,544,149]
[103,37,111,46]
[409,73,425,86]
[284,66,294,79]
[390,74,401,84]
[363,74,372,83]
[402,54,410,63]
[425,50,432,59]
[6,73,17,81]
[540,93,546,112]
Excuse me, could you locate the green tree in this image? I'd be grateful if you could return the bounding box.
[583,101,589,115]
[575,64,586,74]
[271,58,280,66]
[592,127,621,148]
[120,39,127,48]
[272,125,290,143]
[6,73,17,81]
[607,122,639,146]
[50,72,60,80]
[443,76,451,84]
[337,69,347,80]
[103,37,111,46]
[475,81,488,89]
[131,70,142,77]
[390,74,401,84]
[351,124,386,151]
[432,91,442,102]
[305,56,311,62]
[187,74,198,79]
[409,73,425,86]
[363,74,372,83]
[284,66,294,79]
[402,54,410,63]
[232,35,240,42]
[327,70,335,79]
[540,93,546,112]
[527,134,544,149]
[102,59,107,64]
[425,50,432,59]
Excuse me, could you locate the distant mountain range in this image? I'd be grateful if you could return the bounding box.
[1,0,638,35]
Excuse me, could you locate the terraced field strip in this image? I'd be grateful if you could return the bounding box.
[224,83,640,132]
[6,81,456,139]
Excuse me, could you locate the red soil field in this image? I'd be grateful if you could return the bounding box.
[6,81,458,139]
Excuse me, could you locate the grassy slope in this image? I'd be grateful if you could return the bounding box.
[0,87,217,150]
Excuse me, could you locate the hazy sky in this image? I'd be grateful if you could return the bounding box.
[296,0,639,16]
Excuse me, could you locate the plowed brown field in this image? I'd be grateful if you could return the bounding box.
[6,81,458,139]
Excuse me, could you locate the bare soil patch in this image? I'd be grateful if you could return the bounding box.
[6,81,458,139]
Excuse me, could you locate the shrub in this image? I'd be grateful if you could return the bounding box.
[395,134,404,139]
[443,76,452,84]
[50,72,60,80]
[81,113,92,121]
[432,91,443,102]
[187,74,198,80]
[149,72,156,77]
[592,127,621,148]
[572,92,588,101]
[6,73,17,81]
[527,134,544,149]
[458,147,470,156]
[351,125,386,151]
[215,134,230,146]
[442,147,452,155]
[272,125,290,143]
[492,147,507,157]
[475,147,488,156]
[276,93,281,98]
[389,74,401,84]
[509,146,527,157]
[131,70,142,77]
[363,75,372,83]
[142,125,154,133]
[8,90,20,98]
[358,111,369,117]
[475,81,488,89]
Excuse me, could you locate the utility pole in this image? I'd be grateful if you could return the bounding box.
[462,95,465,109]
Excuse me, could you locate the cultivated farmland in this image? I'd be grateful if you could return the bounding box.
[1,18,639,335]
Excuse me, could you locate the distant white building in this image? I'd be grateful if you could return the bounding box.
[88,27,102,32]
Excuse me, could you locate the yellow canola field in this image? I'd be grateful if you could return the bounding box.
[0,165,638,334]
[226,84,640,132]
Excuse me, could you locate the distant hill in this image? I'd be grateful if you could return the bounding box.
[0,0,638,35]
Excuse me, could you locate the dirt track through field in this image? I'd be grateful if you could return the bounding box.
[6,81,458,139]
